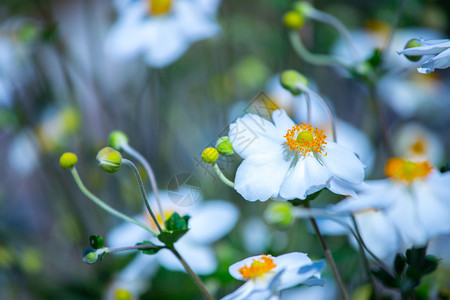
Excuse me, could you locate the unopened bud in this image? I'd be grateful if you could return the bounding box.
[82,248,98,264]
[202,147,219,164]
[293,1,313,17]
[59,152,78,169]
[108,131,129,150]
[216,137,234,157]
[97,147,122,173]
[403,39,422,62]
[283,11,304,30]
[264,202,294,227]
[280,70,308,95]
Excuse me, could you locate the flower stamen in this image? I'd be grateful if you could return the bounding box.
[148,0,172,16]
[385,158,433,183]
[238,255,276,279]
[285,122,327,156]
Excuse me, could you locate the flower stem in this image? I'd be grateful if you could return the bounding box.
[122,143,166,224]
[304,202,348,300]
[106,244,165,254]
[169,246,214,300]
[122,159,163,233]
[305,92,312,123]
[69,167,157,235]
[213,163,235,188]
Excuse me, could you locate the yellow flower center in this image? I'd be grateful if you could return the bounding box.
[411,138,426,155]
[148,0,172,16]
[115,289,132,300]
[146,210,174,230]
[385,158,433,183]
[238,255,276,279]
[284,123,327,156]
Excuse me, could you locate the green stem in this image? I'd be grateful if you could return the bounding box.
[169,246,214,300]
[122,159,163,233]
[212,163,235,188]
[106,244,165,254]
[70,167,157,235]
[122,143,166,224]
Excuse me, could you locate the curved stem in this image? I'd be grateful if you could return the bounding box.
[69,167,157,235]
[289,31,351,69]
[122,143,166,224]
[305,92,312,124]
[122,159,163,233]
[106,244,165,254]
[213,163,235,188]
[169,246,214,300]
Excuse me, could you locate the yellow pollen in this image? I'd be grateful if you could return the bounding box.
[284,122,327,156]
[238,255,276,279]
[148,0,172,16]
[385,158,433,183]
[146,210,173,230]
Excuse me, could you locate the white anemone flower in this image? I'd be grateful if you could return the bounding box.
[229,109,365,202]
[105,0,221,68]
[222,253,325,300]
[107,189,238,297]
[398,38,450,74]
[333,158,450,248]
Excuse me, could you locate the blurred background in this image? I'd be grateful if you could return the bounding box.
[1,0,450,299]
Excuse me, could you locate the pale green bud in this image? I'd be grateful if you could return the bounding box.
[59,152,78,169]
[404,39,422,62]
[82,248,98,264]
[216,137,234,157]
[202,147,219,164]
[264,202,294,227]
[293,1,313,17]
[108,130,129,150]
[96,147,122,173]
[283,11,304,30]
[280,70,308,95]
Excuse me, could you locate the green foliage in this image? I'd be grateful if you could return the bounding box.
[157,213,191,246]
[136,241,164,255]
[89,235,104,249]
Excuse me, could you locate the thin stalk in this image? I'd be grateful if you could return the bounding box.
[169,246,214,300]
[212,163,235,188]
[289,31,351,69]
[369,87,393,156]
[305,92,312,123]
[70,167,157,235]
[305,202,349,300]
[122,159,163,233]
[106,244,165,254]
[122,143,166,224]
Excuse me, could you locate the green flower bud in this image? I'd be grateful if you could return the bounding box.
[216,136,234,157]
[96,147,122,173]
[280,70,309,95]
[202,147,219,164]
[403,39,422,62]
[59,152,78,169]
[264,202,294,227]
[82,248,98,264]
[283,11,304,30]
[293,1,313,17]
[108,130,129,150]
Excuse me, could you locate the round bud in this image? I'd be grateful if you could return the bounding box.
[59,152,78,169]
[108,131,129,150]
[216,137,234,157]
[280,70,308,95]
[201,147,219,164]
[82,248,98,264]
[403,39,422,62]
[283,11,304,30]
[96,147,122,173]
[293,1,313,17]
[264,202,294,227]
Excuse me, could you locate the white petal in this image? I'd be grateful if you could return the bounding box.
[271,109,295,134]
[273,252,312,270]
[107,215,150,249]
[320,141,365,184]
[327,177,358,198]
[275,261,325,291]
[234,151,290,201]
[221,282,255,300]
[279,156,331,200]
[156,240,217,275]
[399,39,450,55]
[229,113,284,159]
[118,254,159,281]
[187,200,239,244]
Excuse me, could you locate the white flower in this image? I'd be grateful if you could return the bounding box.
[222,253,324,300]
[229,109,365,202]
[398,38,450,74]
[333,158,450,248]
[105,0,221,68]
[107,189,238,296]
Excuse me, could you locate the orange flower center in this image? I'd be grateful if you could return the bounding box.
[148,0,172,15]
[238,255,276,279]
[284,122,327,156]
[385,158,433,183]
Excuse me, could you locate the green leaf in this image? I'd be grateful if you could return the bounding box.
[158,229,189,246]
[371,268,398,288]
[419,255,439,275]
[89,235,104,249]
[366,49,382,69]
[136,241,163,255]
[165,212,190,231]
[394,253,407,277]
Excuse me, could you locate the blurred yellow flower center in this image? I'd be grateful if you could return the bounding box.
[385,158,433,183]
[115,288,132,300]
[238,255,276,279]
[147,210,173,229]
[411,138,426,155]
[148,0,172,15]
[285,123,327,156]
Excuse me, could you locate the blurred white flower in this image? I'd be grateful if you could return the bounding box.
[222,253,324,300]
[107,190,238,298]
[333,158,450,248]
[229,109,365,202]
[280,281,336,300]
[105,0,221,68]
[398,39,450,74]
